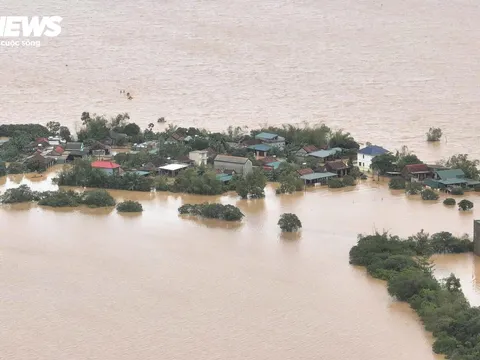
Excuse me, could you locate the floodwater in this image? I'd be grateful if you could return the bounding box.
[2,0,480,163]
[2,0,480,359]
[1,170,479,360]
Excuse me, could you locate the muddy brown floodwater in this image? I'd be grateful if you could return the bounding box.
[1,171,478,360]
[2,0,480,358]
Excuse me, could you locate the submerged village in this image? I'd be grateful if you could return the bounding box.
[2,114,480,359]
[0,113,479,212]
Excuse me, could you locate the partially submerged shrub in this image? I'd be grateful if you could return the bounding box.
[117,200,143,212]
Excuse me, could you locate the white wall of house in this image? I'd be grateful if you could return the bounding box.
[189,151,208,166]
[356,153,375,172]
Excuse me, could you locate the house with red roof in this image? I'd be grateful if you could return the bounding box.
[295,145,319,158]
[91,160,121,175]
[401,164,432,182]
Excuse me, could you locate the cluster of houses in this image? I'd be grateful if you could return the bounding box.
[22,137,111,170]
[22,129,478,192]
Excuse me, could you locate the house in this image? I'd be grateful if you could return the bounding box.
[165,133,184,144]
[189,150,208,166]
[65,150,88,162]
[64,142,84,152]
[300,172,337,186]
[48,145,65,157]
[402,164,432,182]
[24,152,55,170]
[263,161,282,171]
[325,160,350,177]
[295,145,318,158]
[356,145,389,172]
[91,160,121,175]
[88,141,111,156]
[297,168,314,176]
[308,148,342,162]
[47,136,64,146]
[214,155,253,177]
[424,169,480,190]
[158,163,189,177]
[248,144,271,158]
[216,173,234,184]
[254,132,286,149]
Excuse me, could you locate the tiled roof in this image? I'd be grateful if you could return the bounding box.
[91,161,120,169]
[325,160,348,171]
[404,164,429,173]
[302,145,318,153]
[297,168,314,176]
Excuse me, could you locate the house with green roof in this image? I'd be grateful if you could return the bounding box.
[424,168,480,190]
[254,132,285,149]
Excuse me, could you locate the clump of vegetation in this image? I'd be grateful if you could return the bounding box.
[406,182,423,195]
[421,188,439,201]
[327,178,344,188]
[278,213,302,232]
[154,176,170,191]
[458,199,474,211]
[442,154,480,180]
[349,230,475,359]
[38,190,82,207]
[342,175,355,186]
[0,162,6,177]
[0,184,39,204]
[276,173,304,194]
[178,203,244,221]
[56,159,153,192]
[443,198,456,206]
[82,189,116,208]
[170,168,224,195]
[389,178,406,190]
[426,127,442,142]
[7,162,26,174]
[449,186,464,195]
[236,168,267,199]
[117,200,143,212]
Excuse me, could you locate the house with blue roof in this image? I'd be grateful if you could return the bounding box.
[248,143,272,158]
[254,132,285,149]
[356,145,389,172]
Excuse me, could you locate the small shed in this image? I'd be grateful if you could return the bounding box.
[248,144,272,158]
[158,163,189,176]
[300,172,337,185]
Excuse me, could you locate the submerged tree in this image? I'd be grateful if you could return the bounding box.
[278,213,302,232]
[426,127,442,142]
[458,199,474,211]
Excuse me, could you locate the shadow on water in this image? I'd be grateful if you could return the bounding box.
[280,231,301,242]
[117,211,143,218]
[0,203,36,212]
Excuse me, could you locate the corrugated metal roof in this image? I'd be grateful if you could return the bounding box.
[300,172,337,180]
[248,144,272,152]
[357,145,389,156]
[436,169,465,180]
[438,179,467,185]
[214,155,250,164]
[216,174,233,182]
[265,161,281,169]
[308,148,342,159]
[255,132,278,140]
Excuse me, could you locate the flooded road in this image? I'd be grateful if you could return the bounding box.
[1,172,478,359]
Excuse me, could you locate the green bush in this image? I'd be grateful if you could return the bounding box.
[278,213,302,232]
[38,190,82,207]
[443,198,456,206]
[342,175,356,186]
[349,231,477,359]
[389,178,406,189]
[82,189,116,208]
[327,178,344,188]
[406,182,423,195]
[178,203,244,221]
[0,162,6,177]
[421,188,439,201]
[0,184,38,204]
[458,199,474,211]
[154,176,170,191]
[117,200,143,212]
[449,186,464,195]
[7,162,26,174]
